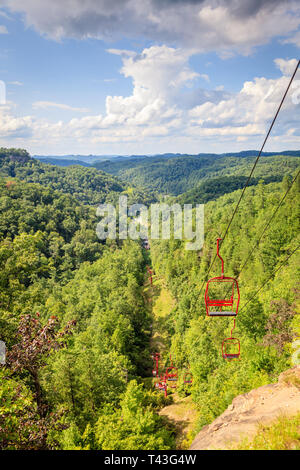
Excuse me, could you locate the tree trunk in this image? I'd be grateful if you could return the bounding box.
[31,370,44,417]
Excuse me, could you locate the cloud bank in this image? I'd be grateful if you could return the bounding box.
[2,0,300,55]
[0,47,299,153]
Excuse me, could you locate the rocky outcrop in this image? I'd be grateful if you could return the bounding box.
[190,366,300,450]
[0,148,31,163]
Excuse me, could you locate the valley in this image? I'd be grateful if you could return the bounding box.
[0,147,299,450]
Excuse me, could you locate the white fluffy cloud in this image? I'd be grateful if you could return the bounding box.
[0,103,33,138]
[65,54,299,147]
[68,46,198,137]
[104,46,197,124]
[2,0,300,54]
[188,57,300,141]
[0,52,299,152]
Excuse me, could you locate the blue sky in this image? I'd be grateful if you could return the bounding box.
[0,0,299,155]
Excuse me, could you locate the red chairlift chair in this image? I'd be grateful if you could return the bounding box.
[151,352,160,377]
[205,238,240,317]
[147,266,153,285]
[165,355,178,389]
[222,319,241,360]
[183,368,193,385]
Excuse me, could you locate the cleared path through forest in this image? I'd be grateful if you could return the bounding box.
[144,261,199,449]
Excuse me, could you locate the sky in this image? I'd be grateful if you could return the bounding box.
[0,0,299,156]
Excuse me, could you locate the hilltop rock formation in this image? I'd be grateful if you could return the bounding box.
[190,366,300,450]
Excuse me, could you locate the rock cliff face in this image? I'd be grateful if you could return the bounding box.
[0,149,31,164]
[190,366,300,450]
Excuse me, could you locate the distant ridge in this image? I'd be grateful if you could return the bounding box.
[34,154,124,166]
[33,150,300,168]
[35,157,91,167]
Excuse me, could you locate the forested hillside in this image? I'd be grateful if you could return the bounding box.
[0,173,174,449]
[94,153,300,195]
[0,148,155,206]
[175,175,279,205]
[0,179,103,347]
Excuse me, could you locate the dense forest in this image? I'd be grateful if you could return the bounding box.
[93,152,300,195]
[0,147,299,450]
[175,175,281,205]
[0,148,156,206]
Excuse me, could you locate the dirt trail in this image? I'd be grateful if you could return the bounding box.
[143,261,198,449]
[159,394,199,449]
[149,276,175,353]
[190,366,300,450]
